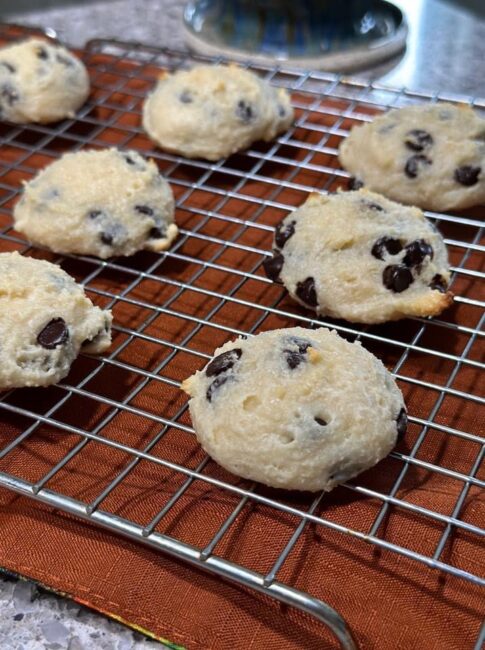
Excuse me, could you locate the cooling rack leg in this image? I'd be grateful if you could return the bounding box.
[0,473,357,650]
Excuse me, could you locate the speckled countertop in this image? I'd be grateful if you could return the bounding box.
[0,1,484,648]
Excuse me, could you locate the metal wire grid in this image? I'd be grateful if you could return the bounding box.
[0,25,484,648]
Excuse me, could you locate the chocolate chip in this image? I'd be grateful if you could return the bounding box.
[284,352,303,369]
[135,205,154,216]
[364,201,384,211]
[100,232,113,245]
[396,408,407,439]
[179,90,193,103]
[403,239,433,267]
[1,83,19,105]
[454,165,481,186]
[275,219,295,249]
[13,613,24,621]
[296,277,318,307]
[429,274,448,293]
[88,210,103,219]
[383,265,414,293]
[263,252,284,283]
[236,99,255,123]
[283,336,311,369]
[37,318,69,349]
[0,61,15,73]
[404,154,432,178]
[371,237,403,260]
[348,177,364,190]
[148,226,166,239]
[124,154,136,165]
[206,375,231,402]
[36,46,49,60]
[278,105,286,117]
[56,53,74,67]
[315,417,327,426]
[404,129,433,152]
[206,348,242,378]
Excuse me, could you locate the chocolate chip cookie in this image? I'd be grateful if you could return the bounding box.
[0,38,89,124]
[0,252,112,389]
[339,103,485,211]
[263,190,452,323]
[182,327,406,492]
[143,64,293,161]
[14,148,178,259]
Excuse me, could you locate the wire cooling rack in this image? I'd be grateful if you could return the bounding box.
[0,22,484,650]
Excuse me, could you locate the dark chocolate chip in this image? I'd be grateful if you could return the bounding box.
[404,154,432,178]
[296,277,318,307]
[88,209,103,219]
[278,105,286,117]
[371,237,403,260]
[37,318,69,349]
[0,61,15,73]
[315,417,327,426]
[348,176,364,190]
[124,154,136,165]
[404,129,433,152]
[100,232,113,245]
[396,408,407,439]
[429,274,448,293]
[206,348,242,378]
[179,90,193,103]
[148,226,166,239]
[364,201,384,211]
[403,239,433,267]
[236,99,254,123]
[263,252,284,283]
[382,265,414,293]
[454,165,481,186]
[135,204,154,216]
[284,352,303,369]
[206,375,231,402]
[283,336,312,369]
[275,219,295,249]
[36,46,49,60]
[1,83,19,105]
[56,53,74,67]
[13,613,24,621]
